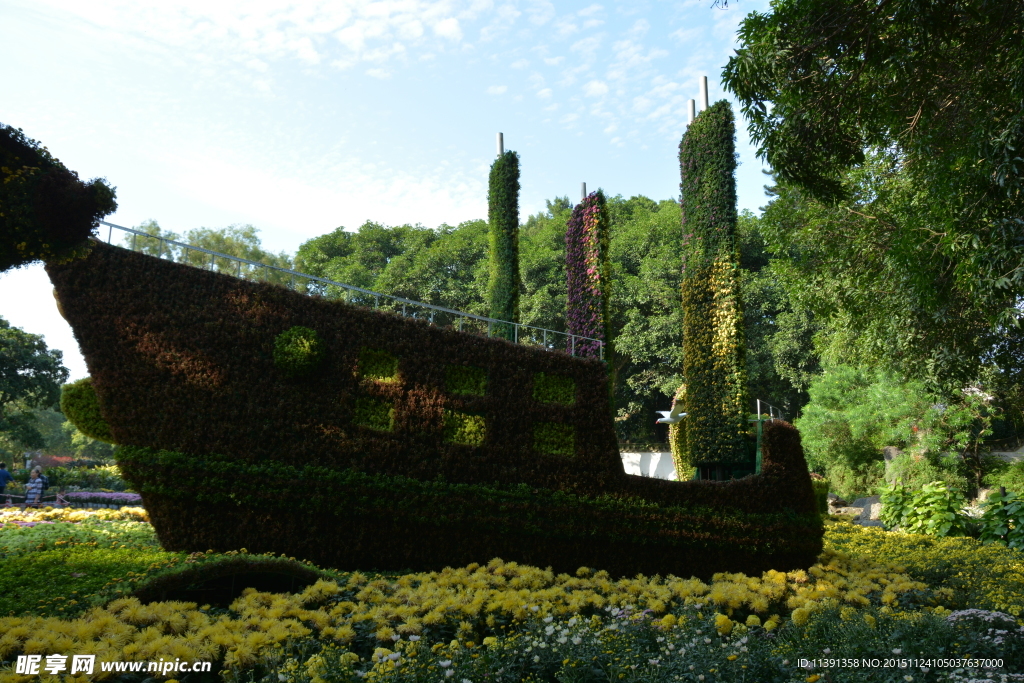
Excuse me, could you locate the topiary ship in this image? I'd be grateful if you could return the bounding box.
[46,240,823,580]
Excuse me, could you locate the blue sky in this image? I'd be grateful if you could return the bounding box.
[1,0,772,382]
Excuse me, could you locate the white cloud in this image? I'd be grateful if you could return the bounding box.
[560,113,579,124]
[525,0,555,25]
[543,56,564,66]
[366,67,391,78]
[487,84,508,94]
[536,87,552,98]
[578,4,603,17]
[511,58,529,68]
[433,17,462,41]
[583,80,608,97]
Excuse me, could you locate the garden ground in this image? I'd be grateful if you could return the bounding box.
[1,507,1023,682]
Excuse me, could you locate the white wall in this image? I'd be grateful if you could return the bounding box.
[620,452,678,480]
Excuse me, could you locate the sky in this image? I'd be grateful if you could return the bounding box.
[1,0,773,383]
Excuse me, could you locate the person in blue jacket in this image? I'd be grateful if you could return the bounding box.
[0,463,14,495]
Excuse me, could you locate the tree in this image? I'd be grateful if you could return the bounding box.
[122,220,294,288]
[722,0,1024,387]
[755,155,1023,389]
[0,317,69,453]
[487,150,521,338]
[678,100,750,474]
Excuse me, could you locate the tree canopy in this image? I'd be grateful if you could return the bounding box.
[0,317,69,451]
[723,0,1024,389]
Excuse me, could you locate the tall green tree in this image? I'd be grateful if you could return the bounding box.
[0,317,69,453]
[123,220,294,288]
[487,150,521,338]
[677,100,750,476]
[722,0,1024,388]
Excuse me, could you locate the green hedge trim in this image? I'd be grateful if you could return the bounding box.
[273,326,326,378]
[443,410,486,446]
[359,347,399,382]
[534,422,574,456]
[446,365,487,396]
[59,377,115,444]
[117,445,822,555]
[353,397,394,431]
[533,372,575,405]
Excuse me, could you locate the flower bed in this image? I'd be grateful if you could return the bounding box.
[63,491,142,506]
[1,516,1022,682]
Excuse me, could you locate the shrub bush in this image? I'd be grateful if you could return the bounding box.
[809,473,829,513]
[879,480,969,537]
[59,378,114,444]
[978,491,1024,550]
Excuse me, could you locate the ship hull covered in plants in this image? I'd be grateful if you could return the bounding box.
[47,240,823,579]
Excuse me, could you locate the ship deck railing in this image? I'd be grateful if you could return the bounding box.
[97,221,604,359]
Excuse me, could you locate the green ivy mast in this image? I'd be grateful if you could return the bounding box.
[487,146,521,339]
[677,100,749,476]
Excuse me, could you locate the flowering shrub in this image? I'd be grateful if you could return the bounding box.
[678,101,749,469]
[825,519,1024,616]
[64,491,142,505]
[565,191,610,359]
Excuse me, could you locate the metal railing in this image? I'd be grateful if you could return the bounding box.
[97,221,604,359]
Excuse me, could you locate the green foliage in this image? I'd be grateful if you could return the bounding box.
[884,451,969,497]
[122,220,295,287]
[59,378,114,444]
[117,435,822,580]
[726,0,1024,387]
[442,411,485,446]
[978,491,1024,550]
[533,422,574,456]
[0,546,175,617]
[0,123,117,272]
[722,2,1024,378]
[879,481,969,537]
[667,384,694,481]
[796,364,1000,498]
[44,464,130,491]
[273,326,326,379]
[358,348,398,383]
[809,474,829,514]
[0,317,70,453]
[445,365,486,396]
[487,150,521,338]
[532,373,575,405]
[352,398,393,432]
[678,101,749,467]
[984,460,1024,497]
